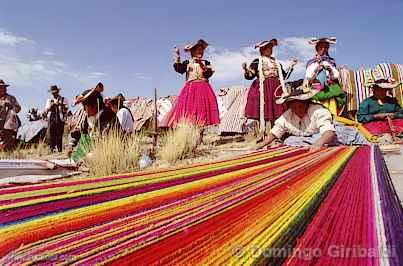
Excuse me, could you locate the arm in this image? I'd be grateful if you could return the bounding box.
[256,117,287,149]
[322,61,340,80]
[314,107,336,147]
[173,60,188,74]
[244,59,258,80]
[203,60,214,79]
[312,130,336,147]
[7,96,21,113]
[256,133,277,150]
[282,58,298,80]
[357,100,376,123]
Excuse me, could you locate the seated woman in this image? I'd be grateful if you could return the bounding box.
[357,78,403,138]
[257,80,368,149]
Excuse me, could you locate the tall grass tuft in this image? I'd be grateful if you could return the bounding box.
[158,122,202,164]
[83,129,145,176]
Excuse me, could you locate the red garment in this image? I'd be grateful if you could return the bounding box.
[168,80,219,127]
[244,78,286,122]
[363,118,403,135]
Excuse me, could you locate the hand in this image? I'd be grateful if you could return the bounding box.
[386,113,396,119]
[309,143,323,153]
[67,146,73,158]
[242,62,248,70]
[174,47,180,61]
[290,58,298,67]
[374,113,387,120]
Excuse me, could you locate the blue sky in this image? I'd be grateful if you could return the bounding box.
[0,0,402,116]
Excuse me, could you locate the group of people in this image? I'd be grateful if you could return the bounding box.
[168,36,402,149]
[1,36,402,156]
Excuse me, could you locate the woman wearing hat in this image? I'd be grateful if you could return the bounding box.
[0,79,21,151]
[357,78,403,137]
[305,37,345,115]
[45,85,69,152]
[243,39,298,134]
[257,79,368,149]
[168,39,219,128]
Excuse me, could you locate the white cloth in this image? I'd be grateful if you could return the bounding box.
[117,108,134,133]
[305,60,340,80]
[271,104,336,139]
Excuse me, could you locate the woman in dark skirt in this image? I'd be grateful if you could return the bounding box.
[243,39,297,133]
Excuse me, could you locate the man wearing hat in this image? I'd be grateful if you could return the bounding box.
[357,78,403,137]
[0,79,21,151]
[68,84,117,160]
[45,85,69,152]
[257,80,369,149]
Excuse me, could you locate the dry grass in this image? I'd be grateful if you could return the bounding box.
[0,141,51,159]
[158,122,202,164]
[83,129,146,176]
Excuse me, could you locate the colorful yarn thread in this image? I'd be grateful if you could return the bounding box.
[0,146,401,265]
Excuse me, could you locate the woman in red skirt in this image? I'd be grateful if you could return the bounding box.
[168,39,219,127]
[243,39,298,134]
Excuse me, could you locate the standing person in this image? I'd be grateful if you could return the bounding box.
[168,39,220,128]
[305,37,345,115]
[110,93,134,134]
[45,85,69,152]
[0,80,21,151]
[243,39,298,135]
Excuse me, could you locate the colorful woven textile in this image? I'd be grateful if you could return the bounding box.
[0,146,402,265]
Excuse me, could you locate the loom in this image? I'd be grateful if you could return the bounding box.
[0,146,402,265]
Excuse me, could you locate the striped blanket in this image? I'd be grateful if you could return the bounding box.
[0,146,402,265]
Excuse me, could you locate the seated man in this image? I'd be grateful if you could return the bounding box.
[257,80,368,149]
[357,78,403,138]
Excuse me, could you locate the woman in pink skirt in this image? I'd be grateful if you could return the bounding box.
[243,39,298,133]
[168,39,219,127]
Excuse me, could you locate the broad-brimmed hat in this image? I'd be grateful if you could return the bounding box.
[276,79,320,104]
[255,38,278,49]
[49,85,60,92]
[110,93,126,105]
[184,39,208,52]
[308,37,337,46]
[369,78,401,90]
[0,80,10,87]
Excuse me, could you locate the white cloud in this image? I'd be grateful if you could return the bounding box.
[0,29,107,90]
[133,72,152,80]
[208,37,315,85]
[0,29,33,46]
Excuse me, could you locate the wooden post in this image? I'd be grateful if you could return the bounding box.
[153,88,158,150]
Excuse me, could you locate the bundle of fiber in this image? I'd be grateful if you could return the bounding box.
[0,146,401,265]
[285,146,403,266]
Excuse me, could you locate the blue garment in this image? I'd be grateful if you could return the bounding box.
[283,123,369,147]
